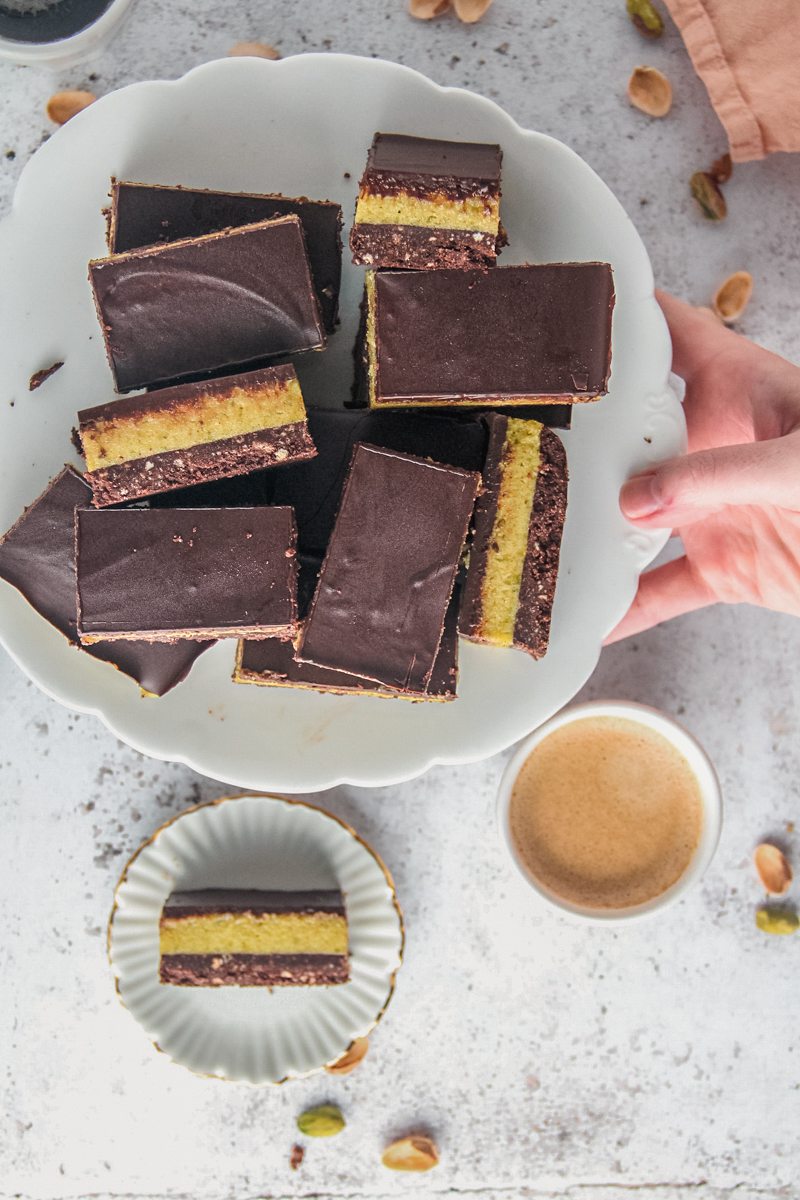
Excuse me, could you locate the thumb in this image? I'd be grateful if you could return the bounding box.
[620,433,800,526]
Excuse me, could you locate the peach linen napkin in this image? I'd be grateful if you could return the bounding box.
[664,0,800,160]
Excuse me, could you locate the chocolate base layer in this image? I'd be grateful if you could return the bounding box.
[86,423,315,507]
[159,953,350,987]
[350,222,498,270]
[0,467,211,696]
[512,427,568,657]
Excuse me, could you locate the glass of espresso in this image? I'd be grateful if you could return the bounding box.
[0,0,134,65]
[497,701,722,921]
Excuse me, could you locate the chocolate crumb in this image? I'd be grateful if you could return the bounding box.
[29,361,64,391]
[289,1144,305,1170]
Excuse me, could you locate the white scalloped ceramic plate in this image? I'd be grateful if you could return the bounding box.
[107,794,404,1084]
[0,54,685,790]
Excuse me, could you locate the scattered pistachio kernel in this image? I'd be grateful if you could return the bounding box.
[452,0,495,20]
[227,40,281,59]
[296,1104,346,1138]
[382,1134,440,1172]
[325,1036,369,1076]
[627,66,672,117]
[710,152,733,184]
[690,171,727,220]
[754,842,792,895]
[409,0,451,17]
[46,90,96,125]
[712,271,753,323]
[626,0,664,38]
[756,906,799,936]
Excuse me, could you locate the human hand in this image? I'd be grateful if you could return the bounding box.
[607,290,800,643]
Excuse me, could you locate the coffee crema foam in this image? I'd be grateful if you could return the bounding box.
[510,716,703,910]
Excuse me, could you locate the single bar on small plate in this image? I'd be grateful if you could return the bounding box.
[159,889,350,987]
[350,133,503,269]
[89,215,325,392]
[76,507,297,643]
[235,557,460,700]
[78,364,315,507]
[459,415,568,659]
[361,263,615,408]
[0,468,212,695]
[107,180,343,333]
[270,408,489,555]
[298,443,479,692]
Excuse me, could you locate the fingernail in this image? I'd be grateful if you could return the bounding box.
[621,471,663,518]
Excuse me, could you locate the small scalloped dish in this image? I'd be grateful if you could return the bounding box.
[107,794,404,1084]
[0,54,685,790]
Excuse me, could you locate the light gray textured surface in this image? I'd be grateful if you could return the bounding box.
[1,3,799,1199]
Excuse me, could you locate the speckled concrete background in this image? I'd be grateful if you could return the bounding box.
[1,3,798,1199]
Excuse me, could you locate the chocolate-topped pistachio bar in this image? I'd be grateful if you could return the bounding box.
[107,181,343,333]
[78,365,315,507]
[0,468,211,695]
[159,889,349,987]
[76,507,297,643]
[362,263,615,408]
[235,557,460,700]
[299,443,479,691]
[350,133,503,269]
[460,416,568,659]
[90,215,325,392]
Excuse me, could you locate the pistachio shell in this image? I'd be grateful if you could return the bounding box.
[754,843,792,895]
[409,0,451,17]
[227,41,281,59]
[690,171,727,220]
[453,0,494,21]
[46,90,96,125]
[712,271,753,323]
[626,0,665,38]
[296,1104,346,1138]
[710,152,733,184]
[325,1036,369,1076]
[756,906,799,936]
[382,1134,440,1171]
[627,66,672,117]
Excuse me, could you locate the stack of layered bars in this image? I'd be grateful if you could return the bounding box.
[0,135,615,702]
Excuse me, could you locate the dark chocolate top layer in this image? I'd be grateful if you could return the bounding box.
[366,133,502,183]
[162,889,346,916]
[90,216,325,392]
[271,409,488,555]
[76,506,297,637]
[109,182,342,333]
[0,468,210,694]
[78,363,298,428]
[299,443,478,691]
[371,264,615,403]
